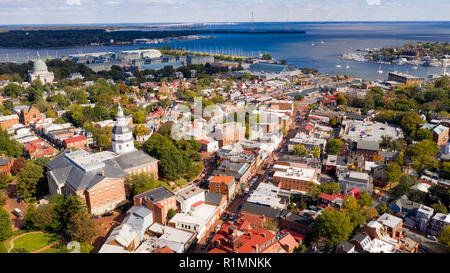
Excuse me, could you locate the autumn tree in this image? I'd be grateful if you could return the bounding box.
[66,211,99,244]
[313,209,353,248]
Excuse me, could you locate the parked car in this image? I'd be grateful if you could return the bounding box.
[92,215,100,219]
[103,212,114,217]
[237,204,242,211]
[426,235,437,241]
[13,208,23,217]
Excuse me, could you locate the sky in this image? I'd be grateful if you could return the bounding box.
[0,0,449,25]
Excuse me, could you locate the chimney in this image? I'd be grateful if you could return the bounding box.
[162,228,165,235]
[101,170,105,176]
[255,244,259,253]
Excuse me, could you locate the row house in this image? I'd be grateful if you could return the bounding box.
[0,114,19,133]
[62,135,89,150]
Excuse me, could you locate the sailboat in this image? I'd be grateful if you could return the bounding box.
[345,61,350,69]
[311,41,315,46]
[336,59,342,68]
[377,63,383,74]
[320,41,324,44]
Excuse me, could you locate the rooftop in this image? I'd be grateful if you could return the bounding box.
[135,187,174,203]
[377,213,402,229]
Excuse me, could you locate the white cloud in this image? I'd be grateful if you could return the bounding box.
[367,0,381,5]
[66,0,81,6]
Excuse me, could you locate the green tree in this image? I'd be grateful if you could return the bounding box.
[326,139,344,155]
[358,191,373,207]
[132,111,147,124]
[16,163,45,202]
[2,83,22,98]
[411,128,433,141]
[385,162,402,185]
[127,173,160,198]
[322,182,341,194]
[312,146,321,158]
[378,202,393,215]
[400,112,424,135]
[167,208,177,221]
[313,209,353,248]
[431,203,448,214]
[293,145,308,157]
[0,128,24,158]
[144,134,192,180]
[440,162,450,179]
[438,226,450,252]
[66,211,99,244]
[53,195,86,234]
[0,207,12,241]
[293,243,307,253]
[391,175,417,198]
[0,174,9,190]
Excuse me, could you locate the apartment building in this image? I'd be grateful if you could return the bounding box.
[209,175,237,200]
[214,122,246,147]
[272,164,319,192]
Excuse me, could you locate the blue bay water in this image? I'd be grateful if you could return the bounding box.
[0,22,449,80]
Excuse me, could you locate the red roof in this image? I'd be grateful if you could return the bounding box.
[281,229,306,243]
[317,192,345,202]
[198,140,210,145]
[208,248,228,253]
[63,135,87,145]
[192,200,204,208]
[303,124,314,131]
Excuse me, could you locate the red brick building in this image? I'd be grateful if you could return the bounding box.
[209,175,237,200]
[0,156,14,175]
[208,222,287,253]
[63,135,88,150]
[19,105,41,125]
[134,187,177,225]
[0,114,19,131]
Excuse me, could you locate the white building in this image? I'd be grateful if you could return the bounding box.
[247,182,286,209]
[430,213,450,236]
[111,106,135,154]
[28,53,54,84]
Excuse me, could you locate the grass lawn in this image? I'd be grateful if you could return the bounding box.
[0,241,7,253]
[12,233,59,252]
[40,247,65,253]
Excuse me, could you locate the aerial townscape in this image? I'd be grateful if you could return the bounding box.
[0,2,449,260]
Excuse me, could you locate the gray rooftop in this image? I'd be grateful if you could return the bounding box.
[241,202,282,218]
[357,140,380,151]
[175,185,204,203]
[205,192,223,205]
[135,186,174,203]
[46,149,157,192]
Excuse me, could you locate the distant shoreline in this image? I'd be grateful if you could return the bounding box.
[0,29,306,49]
